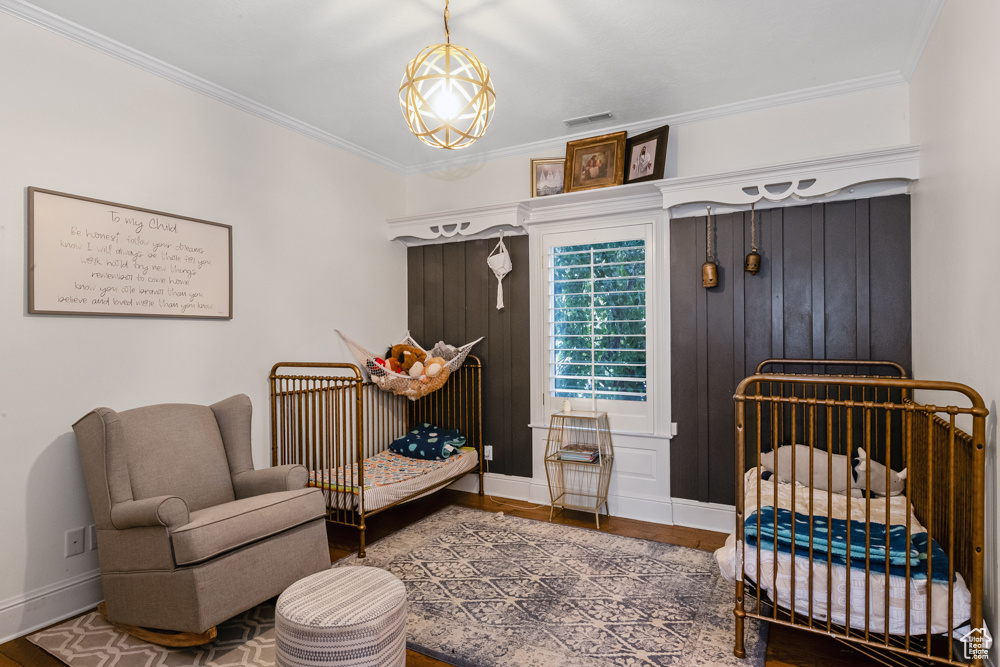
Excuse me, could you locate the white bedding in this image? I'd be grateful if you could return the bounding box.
[715,468,972,636]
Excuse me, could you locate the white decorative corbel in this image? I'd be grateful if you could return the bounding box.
[658,144,919,217]
[387,145,920,244]
[387,202,528,246]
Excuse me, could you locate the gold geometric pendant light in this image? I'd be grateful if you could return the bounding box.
[398,0,496,150]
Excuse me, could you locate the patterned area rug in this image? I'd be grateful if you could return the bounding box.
[28,507,766,667]
[28,604,275,666]
[338,506,767,666]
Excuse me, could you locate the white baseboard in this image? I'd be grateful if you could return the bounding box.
[453,473,729,529]
[666,498,736,534]
[0,570,102,644]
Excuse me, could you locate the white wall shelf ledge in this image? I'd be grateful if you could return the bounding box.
[388,144,919,244]
[387,201,529,246]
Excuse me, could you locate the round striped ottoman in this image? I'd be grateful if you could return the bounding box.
[275,566,407,667]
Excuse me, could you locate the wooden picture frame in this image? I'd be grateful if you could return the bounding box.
[28,187,233,319]
[624,125,669,183]
[530,158,565,198]
[563,131,626,193]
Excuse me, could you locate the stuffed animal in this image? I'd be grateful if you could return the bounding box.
[389,344,426,373]
[760,445,907,497]
[408,361,424,379]
[855,447,907,496]
[429,341,459,362]
[424,356,446,378]
[760,445,861,497]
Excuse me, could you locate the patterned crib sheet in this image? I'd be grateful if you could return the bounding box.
[308,447,478,512]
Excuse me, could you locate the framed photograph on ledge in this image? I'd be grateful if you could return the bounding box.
[563,131,626,193]
[624,125,669,183]
[530,158,565,198]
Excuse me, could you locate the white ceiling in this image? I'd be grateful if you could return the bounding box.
[5,0,943,174]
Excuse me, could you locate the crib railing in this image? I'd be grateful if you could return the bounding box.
[733,368,986,666]
[269,357,484,556]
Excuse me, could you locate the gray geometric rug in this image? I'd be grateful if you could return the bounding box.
[338,506,767,666]
[29,506,766,667]
[28,604,275,666]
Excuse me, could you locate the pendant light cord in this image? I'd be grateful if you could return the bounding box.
[444,0,451,43]
[750,202,758,253]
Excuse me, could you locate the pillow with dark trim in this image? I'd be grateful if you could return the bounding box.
[389,423,467,460]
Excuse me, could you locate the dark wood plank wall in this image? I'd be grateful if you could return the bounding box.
[407,235,532,478]
[669,195,912,505]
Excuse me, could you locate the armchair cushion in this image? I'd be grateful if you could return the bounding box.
[111,496,189,530]
[120,403,236,511]
[232,463,309,499]
[170,488,325,566]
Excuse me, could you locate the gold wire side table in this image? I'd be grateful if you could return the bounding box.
[543,410,614,528]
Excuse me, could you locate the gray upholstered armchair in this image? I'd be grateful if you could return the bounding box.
[73,394,331,639]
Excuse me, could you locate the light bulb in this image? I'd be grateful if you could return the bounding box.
[431,84,461,121]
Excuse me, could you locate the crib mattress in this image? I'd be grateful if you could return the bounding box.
[715,469,972,637]
[308,447,479,513]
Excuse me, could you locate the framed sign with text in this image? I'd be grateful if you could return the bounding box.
[28,187,233,319]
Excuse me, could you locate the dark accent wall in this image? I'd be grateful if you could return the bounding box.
[669,195,912,505]
[407,235,532,477]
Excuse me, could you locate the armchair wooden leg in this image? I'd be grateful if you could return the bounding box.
[97,602,217,647]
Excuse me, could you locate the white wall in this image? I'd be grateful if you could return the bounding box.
[909,0,1000,652]
[404,85,910,216]
[0,12,407,641]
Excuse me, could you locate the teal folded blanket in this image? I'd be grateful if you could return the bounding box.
[745,507,953,584]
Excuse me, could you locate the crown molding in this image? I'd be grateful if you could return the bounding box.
[899,0,946,82]
[0,0,408,174]
[3,0,923,178]
[401,72,909,176]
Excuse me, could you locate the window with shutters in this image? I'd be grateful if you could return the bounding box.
[549,239,647,402]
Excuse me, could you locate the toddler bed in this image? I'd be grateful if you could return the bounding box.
[723,360,986,666]
[270,357,483,557]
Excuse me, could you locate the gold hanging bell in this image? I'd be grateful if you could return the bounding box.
[702,205,718,288]
[744,202,761,275]
[702,260,719,287]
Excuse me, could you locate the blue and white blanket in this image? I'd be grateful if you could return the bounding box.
[745,507,953,584]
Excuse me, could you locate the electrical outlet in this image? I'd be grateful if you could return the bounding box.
[65,527,85,557]
[484,446,493,461]
[87,524,98,551]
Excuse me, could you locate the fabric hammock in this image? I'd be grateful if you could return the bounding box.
[337,330,482,401]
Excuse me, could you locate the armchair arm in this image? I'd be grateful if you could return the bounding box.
[110,495,190,531]
[232,464,309,499]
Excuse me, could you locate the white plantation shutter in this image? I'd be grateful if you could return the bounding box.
[549,239,646,402]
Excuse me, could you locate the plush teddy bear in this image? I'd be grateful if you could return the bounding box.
[424,356,446,378]
[388,344,426,374]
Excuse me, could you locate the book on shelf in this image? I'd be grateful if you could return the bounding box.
[557,442,599,462]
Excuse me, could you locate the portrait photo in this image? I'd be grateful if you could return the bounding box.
[563,131,626,193]
[623,125,669,184]
[530,158,565,197]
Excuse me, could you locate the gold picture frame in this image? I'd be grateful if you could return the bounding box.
[563,131,626,193]
[530,158,565,198]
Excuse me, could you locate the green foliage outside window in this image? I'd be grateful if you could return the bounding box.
[550,239,646,402]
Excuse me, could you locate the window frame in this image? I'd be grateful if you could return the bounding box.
[537,222,657,434]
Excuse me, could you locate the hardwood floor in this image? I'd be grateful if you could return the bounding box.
[1,490,885,667]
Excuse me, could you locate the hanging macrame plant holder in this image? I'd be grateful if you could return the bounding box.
[487,232,512,310]
[337,330,482,401]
